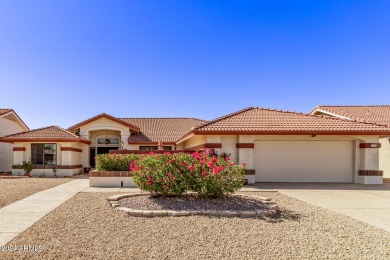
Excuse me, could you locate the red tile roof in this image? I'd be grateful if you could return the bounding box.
[312,105,390,126]
[190,107,390,136]
[0,126,90,144]
[68,113,140,132]
[120,118,207,143]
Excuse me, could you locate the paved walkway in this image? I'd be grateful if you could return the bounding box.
[0,179,89,246]
[255,183,390,233]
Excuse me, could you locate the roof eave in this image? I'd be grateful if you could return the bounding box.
[68,114,140,133]
[0,138,91,144]
[1,110,30,131]
[192,130,390,136]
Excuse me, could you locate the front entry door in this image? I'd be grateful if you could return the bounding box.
[90,148,96,167]
[97,147,119,154]
[90,147,119,167]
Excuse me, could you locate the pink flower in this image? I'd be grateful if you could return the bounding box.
[167,173,174,180]
[149,152,155,155]
[169,159,174,163]
[146,175,155,183]
[207,162,214,168]
[189,163,195,171]
[212,156,217,162]
[129,160,138,171]
[164,152,170,155]
[225,157,230,161]
[162,185,167,189]
[212,166,225,174]
[181,161,187,167]
[191,152,201,161]
[201,172,209,177]
[242,162,247,167]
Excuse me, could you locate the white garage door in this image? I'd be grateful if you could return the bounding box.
[254,141,354,183]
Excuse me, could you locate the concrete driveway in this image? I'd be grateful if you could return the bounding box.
[255,183,390,233]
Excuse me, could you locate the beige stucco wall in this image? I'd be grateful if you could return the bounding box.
[78,117,132,167]
[183,135,206,149]
[220,135,238,163]
[0,115,28,172]
[79,118,131,146]
[380,138,390,179]
[89,130,121,145]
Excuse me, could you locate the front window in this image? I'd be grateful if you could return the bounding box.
[139,146,172,151]
[97,138,120,145]
[31,144,57,165]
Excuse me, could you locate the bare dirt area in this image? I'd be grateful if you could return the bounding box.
[1,191,390,259]
[0,178,71,208]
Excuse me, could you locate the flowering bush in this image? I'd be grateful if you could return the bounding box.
[95,154,140,171]
[131,150,246,197]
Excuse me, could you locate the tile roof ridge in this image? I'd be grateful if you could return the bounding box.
[193,107,256,131]
[317,105,390,107]
[54,125,84,137]
[254,106,308,115]
[120,117,206,121]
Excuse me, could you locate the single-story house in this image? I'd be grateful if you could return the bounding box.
[1,107,390,184]
[311,105,390,182]
[0,109,29,172]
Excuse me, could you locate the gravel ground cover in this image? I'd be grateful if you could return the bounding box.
[0,178,71,208]
[119,194,267,211]
[1,191,390,259]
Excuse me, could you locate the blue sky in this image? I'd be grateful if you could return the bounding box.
[1,0,390,129]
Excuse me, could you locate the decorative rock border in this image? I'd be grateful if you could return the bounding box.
[107,193,279,218]
[0,175,29,179]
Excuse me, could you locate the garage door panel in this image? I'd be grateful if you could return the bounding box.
[254,141,353,183]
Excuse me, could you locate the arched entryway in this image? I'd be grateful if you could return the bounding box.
[88,129,121,167]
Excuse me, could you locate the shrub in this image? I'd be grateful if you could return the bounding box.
[130,153,189,195]
[131,150,246,197]
[18,160,34,173]
[95,153,140,171]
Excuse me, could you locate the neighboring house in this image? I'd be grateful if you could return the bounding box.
[1,107,390,185]
[0,109,29,172]
[311,105,390,182]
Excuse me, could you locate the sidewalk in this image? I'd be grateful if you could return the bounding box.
[0,179,89,246]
